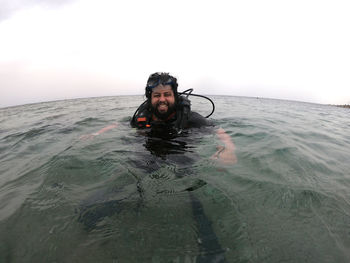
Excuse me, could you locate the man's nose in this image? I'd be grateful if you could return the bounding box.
[159,94,166,101]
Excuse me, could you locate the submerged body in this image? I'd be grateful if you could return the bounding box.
[78,73,236,261]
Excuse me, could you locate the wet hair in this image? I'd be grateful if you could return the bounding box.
[145,72,178,100]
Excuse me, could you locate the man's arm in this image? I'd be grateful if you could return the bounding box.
[212,128,237,165]
[80,123,118,140]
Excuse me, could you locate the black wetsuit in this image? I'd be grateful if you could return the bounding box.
[184,111,212,128]
[132,105,213,160]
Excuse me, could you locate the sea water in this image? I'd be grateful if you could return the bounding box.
[0,95,350,262]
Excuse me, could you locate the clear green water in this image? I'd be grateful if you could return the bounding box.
[0,95,350,262]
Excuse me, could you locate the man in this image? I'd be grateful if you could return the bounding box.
[131,72,237,164]
[82,72,236,164]
[78,72,236,261]
[130,72,209,131]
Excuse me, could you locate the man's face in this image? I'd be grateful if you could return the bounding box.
[151,84,176,120]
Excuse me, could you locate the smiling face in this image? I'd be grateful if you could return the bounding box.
[151,84,176,120]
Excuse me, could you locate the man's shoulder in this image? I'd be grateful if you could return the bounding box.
[187,111,213,128]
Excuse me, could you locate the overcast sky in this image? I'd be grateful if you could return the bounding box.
[1,0,349,108]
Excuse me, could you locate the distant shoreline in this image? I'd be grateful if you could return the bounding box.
[336,104,350,109]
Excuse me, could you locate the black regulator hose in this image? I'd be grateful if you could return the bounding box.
[131,89,215,124]
[178,89,215,118]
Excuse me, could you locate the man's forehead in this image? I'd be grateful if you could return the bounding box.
[152,85,173,94]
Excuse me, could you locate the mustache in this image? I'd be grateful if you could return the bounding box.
[156,101,169,106]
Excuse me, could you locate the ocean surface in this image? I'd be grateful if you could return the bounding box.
[0,95,350,262]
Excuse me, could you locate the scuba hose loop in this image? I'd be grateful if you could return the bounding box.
[178,90,215,118]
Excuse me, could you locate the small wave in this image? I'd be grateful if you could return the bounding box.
[74,117,106,126]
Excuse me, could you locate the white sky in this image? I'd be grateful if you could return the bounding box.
[1,0,350,108]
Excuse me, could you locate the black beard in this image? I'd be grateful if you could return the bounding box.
[151,102,176,120]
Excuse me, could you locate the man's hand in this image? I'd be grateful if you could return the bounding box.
[212,128,237,165]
